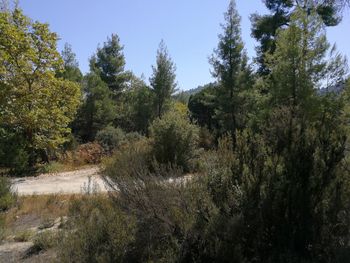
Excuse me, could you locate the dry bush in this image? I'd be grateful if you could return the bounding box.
[60,142,103,165]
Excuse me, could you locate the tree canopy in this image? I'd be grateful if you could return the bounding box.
[0,8,80,165]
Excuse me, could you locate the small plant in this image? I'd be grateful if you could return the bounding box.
[0,176,16,212]
[39,161,66,174]
[124,131,143,143]
[0,215,6,241]
[58,195,135,262]
[81,176,100,195]
[32,231,57,252]
[39,217,55,230]
[13,230,34,242]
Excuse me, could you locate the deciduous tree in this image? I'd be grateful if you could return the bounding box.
[0,8,80,165]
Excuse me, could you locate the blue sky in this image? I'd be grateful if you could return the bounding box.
[21,0,349,91]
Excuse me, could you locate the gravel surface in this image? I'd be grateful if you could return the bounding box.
[11,167,108,195]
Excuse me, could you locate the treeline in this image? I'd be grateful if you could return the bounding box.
[60,1,350,262]
[0,0,349,172]
[1,0,350,262]
[0,9,181,172]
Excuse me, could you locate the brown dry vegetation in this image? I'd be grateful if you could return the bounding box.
[3,194,80,239]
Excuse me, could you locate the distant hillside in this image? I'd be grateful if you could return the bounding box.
[318,82,346,95]
[173,83,216,103]
[174,81,347,104]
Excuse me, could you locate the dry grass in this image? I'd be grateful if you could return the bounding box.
[9,194,76,219]
[3,194,81,240]
[36,162,96,175]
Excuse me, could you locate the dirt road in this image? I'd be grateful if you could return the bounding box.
[11,167,108,195]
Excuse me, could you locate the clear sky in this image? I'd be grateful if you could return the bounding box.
[20,0,350,91]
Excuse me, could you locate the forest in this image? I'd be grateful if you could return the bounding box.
[1,0,350,262]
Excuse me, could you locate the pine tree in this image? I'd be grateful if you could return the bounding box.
[254,8,349,260]
[58,43,83,83]
[210,0,253,146]
[90,34,131,96]
[149,40,177,118]
[251,0,346,75]
[73,73,116,142]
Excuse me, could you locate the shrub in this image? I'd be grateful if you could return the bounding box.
[63,142,103,165]
[149,111,199,171]
[0,215,6,241]
[14,230,34,242]
[62,133,80,152]
[0,130,29,174]
[124,131,144,143]
[198,126,215,150]
[32,231,57,252]
[58,195,135,263]
[38,161,66,174]
[95,126,125,154]
[0,176,16,212]
[104,147,199,262]
[103,138,152,185]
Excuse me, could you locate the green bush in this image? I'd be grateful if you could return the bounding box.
[58,195,135,263]
[149,111,199,171]
[32,231,57,252]
[124,131,143,143]
[0,215,6,241]
[38,161,66,174]
[104,144,199,262]
[95,125,125,153]
[14,230,34,242]
[103,138,152,186]
[0,130,29,174]
[0,176,16,212]
[198,126,215,150]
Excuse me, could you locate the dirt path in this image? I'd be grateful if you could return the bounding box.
[11,167,108,195]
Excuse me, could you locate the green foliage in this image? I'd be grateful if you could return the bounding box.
[210,0,254,144]
[0,215,6,241]
[96,125,125,153]
[103,143,200,262]
[188,83,217,130]
[0,176,15,212]
[114,76,155,134]
[38,161,66,174]
[150,40,177,118]
[124,131,144,143]
[32,231,58,252]
[58,195,135,263]
[103,138,152,183]
[149,111,199,171]
[173,90,190,104]
[13,229,34,242]
[251,0,343,75]
[198,127,215,150]
[73,73,116,142]
[0,8,81,166]
[178,8,350,262]
[57,43,83,83]
[0,129,29,173]
[90,34,131,96]
[129,80,155,134]
[2,2,350,263]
